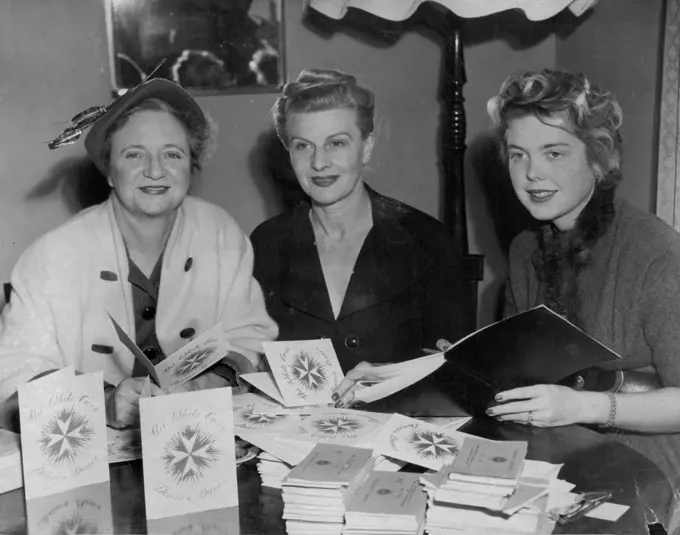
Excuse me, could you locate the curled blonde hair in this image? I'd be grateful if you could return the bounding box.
[272,68,375,147]
[487,69,624,188]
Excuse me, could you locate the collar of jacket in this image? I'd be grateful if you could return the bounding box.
[273,185,435,322]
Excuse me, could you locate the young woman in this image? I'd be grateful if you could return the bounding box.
[485,68,680,507]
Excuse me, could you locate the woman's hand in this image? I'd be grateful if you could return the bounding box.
[105,377,152,428]
[158,371,233,395]
[486,384,589,427]
[332,361,395,408]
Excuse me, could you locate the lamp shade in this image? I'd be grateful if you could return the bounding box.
[307,0,598,21]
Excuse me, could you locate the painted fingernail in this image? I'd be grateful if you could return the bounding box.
[486,408,494,416]
[335,401,344,408]
[332,393,339,401]
[495,394,503,401]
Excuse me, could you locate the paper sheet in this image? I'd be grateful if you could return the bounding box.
[233,392,302,434]
[140,387,238,519]
[262,339,344,406]
[279,408,390,447]
[18,371,109,499]
[372,413,470,470]
[240,372,286,405]
[109,315,226,389]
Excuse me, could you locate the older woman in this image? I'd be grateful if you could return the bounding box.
[251,69,468,384]
[484,68,680,509]
[0,78,277,429]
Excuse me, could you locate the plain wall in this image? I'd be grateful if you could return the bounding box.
[0,0,665,329]
[556,0,665,213]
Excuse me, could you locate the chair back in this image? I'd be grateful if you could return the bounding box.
[1,282,10,311]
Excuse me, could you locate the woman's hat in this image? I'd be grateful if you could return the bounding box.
[49,76,206,176]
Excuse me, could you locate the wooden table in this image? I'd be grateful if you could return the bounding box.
[0,416,672,535]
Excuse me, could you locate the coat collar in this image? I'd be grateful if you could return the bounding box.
[274,186,433,322]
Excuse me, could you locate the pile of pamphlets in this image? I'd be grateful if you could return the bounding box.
[421,436,555,534]
[281,444,374,535]
[343,471,426,535]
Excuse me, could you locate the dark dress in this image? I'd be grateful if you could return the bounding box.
[251,186,469,373]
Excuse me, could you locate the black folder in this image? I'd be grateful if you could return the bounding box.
[363,305,620,417]
[439,305,620,416]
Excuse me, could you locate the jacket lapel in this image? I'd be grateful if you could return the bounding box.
[338,189,433,320]
[82,199,135,378]
[272,189,433,322]
[274,204,335,322]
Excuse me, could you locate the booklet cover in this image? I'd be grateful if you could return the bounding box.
[346,471,426,516]
[284,443,373,487]
[140,387,238,519]
[109,315,226,389]
[372,414,470,471]
[279,408,389,447]
[450,435,528,483]
[262,339,344,407]
[232,392,301,434]
[18,370,109,499]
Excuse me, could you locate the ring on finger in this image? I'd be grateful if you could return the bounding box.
[527,410,534,426]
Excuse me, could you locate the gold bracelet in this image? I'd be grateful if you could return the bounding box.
[600,391,617,429]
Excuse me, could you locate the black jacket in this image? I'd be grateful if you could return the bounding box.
[251,187,469,373]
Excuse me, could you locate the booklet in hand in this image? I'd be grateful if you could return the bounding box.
[441,305,620,415]
[241,339,344,408]
[108,315,226,389]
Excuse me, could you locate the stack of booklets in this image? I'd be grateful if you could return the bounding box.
[257,451,293,489]
[257,449,405,490]
[0,428,23,495]
[281,444,375,535]
[343,471,427,535]
[421,436,552,534]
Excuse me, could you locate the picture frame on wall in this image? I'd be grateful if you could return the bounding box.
[105,0,285,96]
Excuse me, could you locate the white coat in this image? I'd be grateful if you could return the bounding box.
[0,196,278,406]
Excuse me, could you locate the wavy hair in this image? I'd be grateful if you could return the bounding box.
[488,68,623,188]
[487,69,624,324]
[272,68,375,147]
[100,98,218,175]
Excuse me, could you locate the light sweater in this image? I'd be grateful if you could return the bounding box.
[506,198,680,495]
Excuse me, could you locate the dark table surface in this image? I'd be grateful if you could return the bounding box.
[0,417,672,535]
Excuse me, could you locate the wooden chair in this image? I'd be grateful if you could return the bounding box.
[440,14,484,334]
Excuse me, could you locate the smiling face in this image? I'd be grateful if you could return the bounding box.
[108,110,192,220]
[286,108,374,207]
[506,114,601,230]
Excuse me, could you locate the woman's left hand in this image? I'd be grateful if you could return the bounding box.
[487,384,587,427]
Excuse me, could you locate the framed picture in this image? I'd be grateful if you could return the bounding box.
[105,0,285,96]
